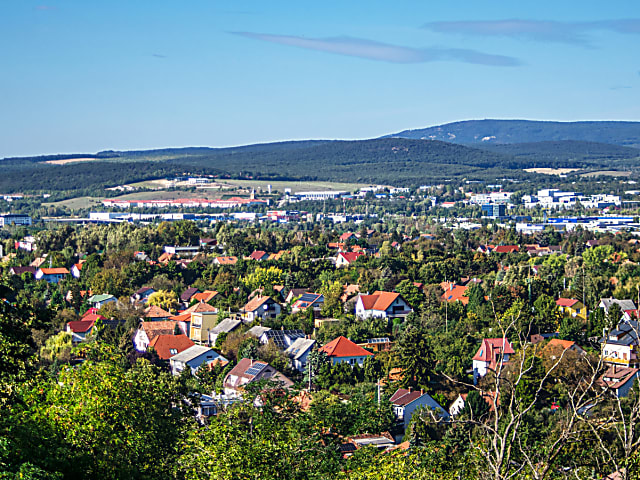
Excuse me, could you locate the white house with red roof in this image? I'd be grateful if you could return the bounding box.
[335,251,364,268]
[355,291,412,320]
[390,388,449,430]
[472,338,515,383]
[319,336,374,366]
[35,267,69,284]
[70,262,83,279]
[66,314,105,343]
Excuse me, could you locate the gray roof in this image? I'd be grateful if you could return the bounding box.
[603,320,640,346]
[170,345,225,363]
[284,338,316,360]
[600,298,636,312]
[247,326,271,337]
[210,318,242,335]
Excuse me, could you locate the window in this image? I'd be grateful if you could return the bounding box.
[170,348,178,355]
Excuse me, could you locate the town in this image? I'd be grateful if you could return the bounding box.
[1,187,640,478]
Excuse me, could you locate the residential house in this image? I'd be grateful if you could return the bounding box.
[132,286,155,304]
[355,291,412,320]
[192,290,221,304]
[246,325,272,338]
[449,391,498,417]
[8,266,36,277]
[144,305,172,321]
[358,337,392,353]
[190,311,219,344]
[181,287,200,305]
[170,345,228,376]
[291,293,324,314]
[241,296,281,322]
[441,284,470,305]
[248,250,270,261]
[319,336,374,366]
[35,267,69,284]
[598,366,640,398]
[148,334,195,360]
[70,262,83,279]
[472,338,515,383]
[390,388,449,430]
[87,294,117,310]
[208,318,242,347]
[601,320,639,368]
[259,329,306,349]
[341,284,360,303]
[284,337,316,372]
[66,315,105,343]
[542,338,586,358]
[134,321,184,352]
[284,288,309,304]
[556,298,588,321]
[340,433,396,457]
[335,251,364,268]
[213,256,238,266]
[30,257,47,269]
[599,298,636,315]
[223,358,293,396]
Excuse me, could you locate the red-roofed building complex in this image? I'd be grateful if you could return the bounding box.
[472,338,515,383]
[319,336,374,366]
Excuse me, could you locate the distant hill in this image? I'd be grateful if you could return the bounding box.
[474,140,640,169]
[384,120,640,148]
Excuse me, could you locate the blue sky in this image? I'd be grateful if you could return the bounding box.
[1,0,639,157]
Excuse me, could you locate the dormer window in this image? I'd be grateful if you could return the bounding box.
[170,348,178,355]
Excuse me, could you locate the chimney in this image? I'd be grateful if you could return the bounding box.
[408,387,412,393]
[420,389,423,396]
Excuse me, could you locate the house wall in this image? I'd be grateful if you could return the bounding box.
[602,343,635,366]
[449,395,466,416]
[134,330,150,352]
[330,355,368,366]
[472,359,488,383]
[401,395,449,430]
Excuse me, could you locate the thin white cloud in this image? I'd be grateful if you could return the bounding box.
[423,19,640,47]
[232,32,521,66]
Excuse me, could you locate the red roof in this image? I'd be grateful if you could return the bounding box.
[81,313,105,323]
[389,388,425,406]
[67,319,95,333]
[320,336,374,358]
[148,334,195,360]
[243,295,273,313]
[358,291,401,311]
[39,268,70,275]
[339,232,358,241]
[494,245,519,254]
[249,250,268,260]
[556,298,579,307]
[144,305,172,318]
[472,338,515,368]
[338,252,364,263]
[442,284,469,305]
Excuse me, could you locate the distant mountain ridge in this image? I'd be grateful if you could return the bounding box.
[384,119,640,148]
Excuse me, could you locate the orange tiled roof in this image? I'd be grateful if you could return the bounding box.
[320,336,374,358]
[144,305,172,318]
[148,334,194,360]
[39,267,69,275]
[192,290,219,303]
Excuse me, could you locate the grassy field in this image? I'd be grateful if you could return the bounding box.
[580,170,633,178]
[43,196,105,209]
[524,167,581,175]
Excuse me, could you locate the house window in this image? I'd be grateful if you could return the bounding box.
[170,348,178,355]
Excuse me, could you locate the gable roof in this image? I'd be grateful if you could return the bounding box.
[140,321,180,342]
[284,337,316,360]
[181,287,200,302]
[144,305,172,318]
[473,338,516,366]
[67,319,95,333]
[319,336,374,358]
[389,388,424,406]
[183,302,217,315]
[243,295,275,313]
[494,245,519,254]
[358,291,402,311]
[262,329,306,349]
[249,250,268,260]
[292,293,324,309]
[148,334,195,360]
[88,293,115,303]
[338,252,364,263]
[210,318,242,335]
[192,290,220,303]
[170,344,226,364]
[10,266,36,275]
[214,256,238,265]
[247,325,271,337]
[39,267,69,275]
[442,284,469,305]
[556,298,580,308]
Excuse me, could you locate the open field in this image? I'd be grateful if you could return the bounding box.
[580,170,633,178]
[524,167,581,175]
[43,196,105,209]
[44,157,99,165]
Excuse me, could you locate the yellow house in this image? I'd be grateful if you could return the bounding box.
[556,298,588,321]
[190,311,219,344]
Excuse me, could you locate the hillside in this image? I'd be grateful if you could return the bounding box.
[384,120,640,148]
